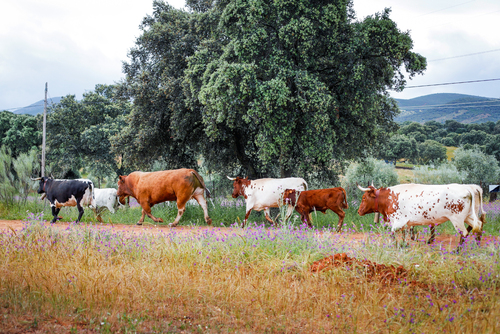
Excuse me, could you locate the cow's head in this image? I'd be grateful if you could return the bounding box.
[116,175,130,205]
[282,189,297,206]
[31,176,51,194]
[357,184,379,216]
[227,176,251,199]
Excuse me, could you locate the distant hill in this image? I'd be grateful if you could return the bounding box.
[10,93,500,124]
[395,93,500,124]
[13,97,62,116]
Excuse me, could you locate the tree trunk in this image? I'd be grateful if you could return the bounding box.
[233,131,258,179]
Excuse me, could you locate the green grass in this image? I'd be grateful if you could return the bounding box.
[2,194,499,237]
[1,213,499,333]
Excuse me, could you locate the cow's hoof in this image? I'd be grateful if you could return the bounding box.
[169,223,178,227]
[136,222,143,226]
[206,218,212,226]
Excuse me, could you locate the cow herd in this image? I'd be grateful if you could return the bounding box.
[32,168,487,248]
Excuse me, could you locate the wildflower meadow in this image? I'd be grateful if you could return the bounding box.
[1,202,500,332]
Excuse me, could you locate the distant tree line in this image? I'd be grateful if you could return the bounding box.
[379,119,500,165]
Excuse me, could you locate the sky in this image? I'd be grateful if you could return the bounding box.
[1,0,499,111]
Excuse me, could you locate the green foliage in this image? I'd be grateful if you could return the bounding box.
[342,158,398,200]
[413,163,466,185]
[47,85,131,179]
[12,149,40,204]
[119,0,425,179]
[0,146,15,205]
[0,146,40,205]
[417,139,447,165]
[485,134,500,162]
[460,130,487,146]
[0,111,41,158]
[380,134,418,164]
[452,147,500,187]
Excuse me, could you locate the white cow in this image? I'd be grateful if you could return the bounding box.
[81,188,123,222]
[408,183,486,244]
[227,176,308,227]
[358,183,485,248]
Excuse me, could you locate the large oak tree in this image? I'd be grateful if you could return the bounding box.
[115,0,426,180]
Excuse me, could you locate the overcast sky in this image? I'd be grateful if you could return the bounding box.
[1,0,499,110]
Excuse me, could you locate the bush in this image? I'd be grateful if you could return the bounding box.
[452,147,500,188]
[417,140,447,165]
[413,163,467,184]
[342,158,398,201]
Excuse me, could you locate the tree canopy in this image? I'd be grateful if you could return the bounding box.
[114,0,426,180]
[46,84,131,179]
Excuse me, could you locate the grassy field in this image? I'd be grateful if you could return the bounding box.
[2,166,500,332]
[0,214,499,333]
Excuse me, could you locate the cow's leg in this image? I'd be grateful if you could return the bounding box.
[138,202,163,225]
[332,208,346,233]
[264,208,275,225]
[450,217,469,251]
[170,194,193,227]
[76,201,85,223]
[427,225,436,244]
[306,213,313,228]
[410,227,417,241]
[465,224,482,246]
[243,208,253,228]
[51,206,60,224]
[193,192,212,226]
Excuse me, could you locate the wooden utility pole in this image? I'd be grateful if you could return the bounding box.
[41,82,47,177]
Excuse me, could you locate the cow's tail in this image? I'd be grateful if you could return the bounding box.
[468,188,481,234]
[192,170,211,198]
[341,187,349,209]
[89,181,96,209]
[476,187,487,229]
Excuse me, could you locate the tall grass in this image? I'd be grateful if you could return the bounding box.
[1,214,499,332]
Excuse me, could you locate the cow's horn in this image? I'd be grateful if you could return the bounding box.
[371,180,375,187]
[226,176,236,181]
[357,183,370,192]
[31,177,42,181]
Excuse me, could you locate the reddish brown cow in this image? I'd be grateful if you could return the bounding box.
[117,168,212,226]
[283,188,348,231]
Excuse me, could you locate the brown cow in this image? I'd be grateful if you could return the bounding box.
[117,168,212,226]
[283,188,348,231]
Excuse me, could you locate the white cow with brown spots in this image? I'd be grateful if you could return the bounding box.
[357,183,484,247]
[227,176,308,227]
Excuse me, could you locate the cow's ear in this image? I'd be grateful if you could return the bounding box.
[118,175,125,183]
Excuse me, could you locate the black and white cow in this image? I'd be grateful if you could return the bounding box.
[32,177,95,223]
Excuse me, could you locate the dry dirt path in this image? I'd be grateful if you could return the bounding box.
[0,219,492,249]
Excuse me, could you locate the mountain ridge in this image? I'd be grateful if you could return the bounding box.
[394,93,500,124]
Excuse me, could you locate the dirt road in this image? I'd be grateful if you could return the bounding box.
[1,219,484,249]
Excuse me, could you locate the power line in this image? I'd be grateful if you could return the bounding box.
[428,48,500,62]
[415,0,476,18]
[405,78,500,89]
[399,98,500,109]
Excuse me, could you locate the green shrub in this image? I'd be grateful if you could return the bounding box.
[413,163,466,184]
[342,158,398,200]
[452,147,500,187]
